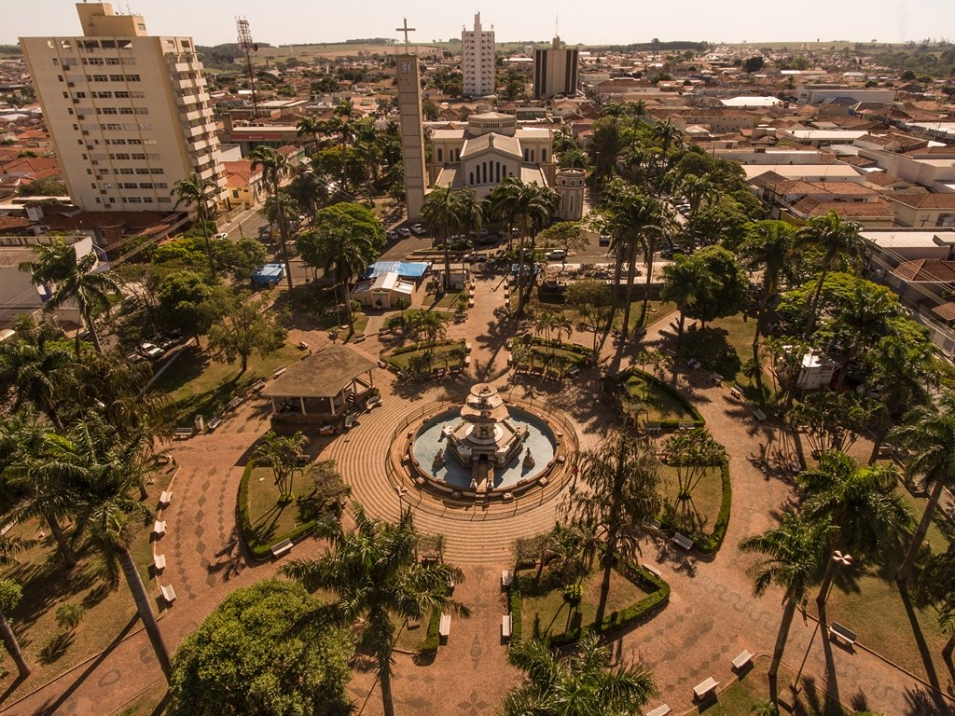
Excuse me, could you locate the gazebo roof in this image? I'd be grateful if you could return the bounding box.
[261,345,377,399]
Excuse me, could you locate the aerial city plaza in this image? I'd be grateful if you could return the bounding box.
[2,1,955,713]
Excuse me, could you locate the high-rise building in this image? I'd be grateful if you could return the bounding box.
[20,3,225,214]
[461,13,495,98]
[533,37,579,100]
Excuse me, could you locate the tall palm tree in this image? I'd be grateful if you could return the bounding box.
[288,169,329,226]
[249,146,294,291]
[453,187,484,248]
[421,186,461,292]
[502,632,656,716]
[171,173,218,280]
[572,429,661,627]
[660,253,712,346]
[798,451,908,621]
[58,416,173,678]
[284,506,469,716]
[796,211,862,338]
[19,240,120,355]
[889,392,955,583]
[600,181,664,337]
[295,115,325,155]
[652,119,683,176]
[740,512,826,704]
[0,327,72,430]
[739,220,795,380]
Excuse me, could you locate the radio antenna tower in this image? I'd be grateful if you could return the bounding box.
[236,17,259,116]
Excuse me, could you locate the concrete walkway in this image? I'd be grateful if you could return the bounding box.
[3,285,952,716]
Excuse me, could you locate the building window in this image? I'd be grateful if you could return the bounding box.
[437,148,443,163]
[541,149,547,162]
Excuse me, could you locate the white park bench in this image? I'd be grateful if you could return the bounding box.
[693,676,718,701]
[646,706,672,716]
[501,569,513,588]
[829,622,857,646]
[671,532,693,551]
[159,490,173,507]
[153,553,166,571]
[710,372,723,386]
[502,614,512,641]
[732,650,754,671]
[439,613,451,641]
[729,386,743,400]
[153,520,166,537]
[642,563,662,578]
[271,538,293,558]
[752,409,767,421]
[160,584,177,604]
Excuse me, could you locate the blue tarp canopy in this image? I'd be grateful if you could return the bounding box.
[363,261,430,279]
[251,263,286,286]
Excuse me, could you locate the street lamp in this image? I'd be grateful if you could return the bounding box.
[791,550,853,691]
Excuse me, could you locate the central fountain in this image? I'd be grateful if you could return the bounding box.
[446,383,527,470]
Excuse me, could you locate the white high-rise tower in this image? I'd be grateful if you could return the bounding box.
[462,13,495,97]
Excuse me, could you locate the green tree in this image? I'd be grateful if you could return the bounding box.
[796,211,862,338]
[798,452,908,621]
[0,579,29,679]
[502,632,656,716]
[170,173,218,280]
[662,428,725,500]
[0,325,72,430]
[168,580,353,716]
[742,56,765,73]
[18,240,120,355]
[889,392,955,583]
[207,293,288,374]
[421,186,462,292]
[661,246,747,343]
[284,506,469,716]
[250,146,294,291]
[252,431,307,501]
[566,279,614,353]
[155,270,227,345]
[570,429,661,627]
[739,512,825,704]
[538,221,588,255]
[915,540,955,659]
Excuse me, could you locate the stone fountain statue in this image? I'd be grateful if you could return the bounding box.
[445,383,528,468]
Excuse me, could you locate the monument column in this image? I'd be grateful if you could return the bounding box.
[395,19,427,219]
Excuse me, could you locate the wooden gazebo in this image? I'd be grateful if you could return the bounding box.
[261,345,377,432]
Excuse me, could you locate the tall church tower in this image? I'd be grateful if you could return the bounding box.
[395,20,426,219]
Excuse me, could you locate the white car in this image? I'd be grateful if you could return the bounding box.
[139,342,164,360]
[546,249,567,261]
[214,232,229,240]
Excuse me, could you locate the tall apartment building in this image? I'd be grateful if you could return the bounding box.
[533,37,579,100]
[461,13,495,97]
[20,3,225,214]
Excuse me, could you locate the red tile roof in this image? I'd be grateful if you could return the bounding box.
[893,259,955,283]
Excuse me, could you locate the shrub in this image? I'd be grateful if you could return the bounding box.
[509,573,523,643]
[656,458,731,554]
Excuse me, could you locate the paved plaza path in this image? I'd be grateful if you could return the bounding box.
[3,273,954,715]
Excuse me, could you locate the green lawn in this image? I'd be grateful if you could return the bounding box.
[151,342,303,425]
[675,312,756,384]
[387,340,467,372]
[622,373,699,424]
[244,466,308,552]
[658,464,724,538]
[518,566,651,642]
[421,290,468,311]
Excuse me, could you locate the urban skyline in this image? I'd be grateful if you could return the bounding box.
[5,0,953,48]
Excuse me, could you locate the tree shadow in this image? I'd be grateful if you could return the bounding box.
[39,631,75,664]
[898,581,948,711]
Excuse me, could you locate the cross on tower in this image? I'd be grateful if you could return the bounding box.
[396,18,416,48]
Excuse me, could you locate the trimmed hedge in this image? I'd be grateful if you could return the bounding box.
[237,462,319,561]
[513,558,670,648]
[657,459,731,554]
[416,607,442,655]
[610,368,705,428]
[510,573,523,643]
[389,339,463,357]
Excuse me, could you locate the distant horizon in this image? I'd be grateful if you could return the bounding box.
[5,0,952,48]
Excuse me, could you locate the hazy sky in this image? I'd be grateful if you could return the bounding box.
[6,0,953,47]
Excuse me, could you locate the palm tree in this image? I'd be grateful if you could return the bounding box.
[453,186,484,247]
[652,119,683,176]
[288,169,329,226]
[296,115,325,155]
[739,220,795,376]
[889,392,955,583]
[501,632,656,716]
[600,181,664,337]
[421,186,461,292]
[0,326,72,430]
[798,451,908,621]
[915,540,955,659]
[19,240,120,355]
[252,430,306,501]
[796,211,862,338]
[284,506,469,716]
[249,146,294,291]
[572,429,661,627]
[170,173,218,280]
[301,223,375,329]
[660,253,710,346]
[740,512,826,704]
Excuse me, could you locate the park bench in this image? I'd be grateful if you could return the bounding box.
[671,532,693,551]
[377,358,388,369]
[271,538,293,559]
[272,366,288,378]
[160,584,177,604]
[153,553,166,571]
[502,614,512,641]
[439,613,451,641]
[297,341,309,350]
[710,372,723,386]
[646,424,662,436]
[693,676,718,701]
[642,563,662,579]
[646,706,671,716]
[649,518,662,530]
[752,409,767,421]
[678,422,694,431]
[153,520,166,537]
[732,650,754,672]
[829,622,857,646]
[344,413,357,429]
[366,395,381,409]
[159,490,173,507]
[502,569,513,588]
[174,427,194,440]
[729,386,743,400]
[207,417,222,431]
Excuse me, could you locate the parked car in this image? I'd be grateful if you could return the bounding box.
[386,230,399,240]
[599,234,611,247]
[214,232,229,240]
[138,342,164,360]
[546,249,567,261]
[411,223,426,235]
[397,228,412,238]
